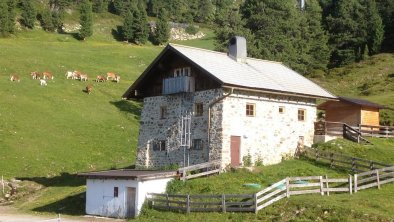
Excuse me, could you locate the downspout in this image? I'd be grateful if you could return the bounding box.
[207,88,234,161]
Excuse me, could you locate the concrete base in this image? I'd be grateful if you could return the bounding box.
[313,135,339,143]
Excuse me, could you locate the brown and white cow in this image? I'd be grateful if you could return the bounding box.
[80,73,88,81]
[96,75,106,82]
[114,75,120,83]
[31,71,41,79]
[65,71,74,79]
[106,72,117,80]
[72,71,82,80]
[42,72,54,80]
[10,74,20,82]
[86,85,93,94]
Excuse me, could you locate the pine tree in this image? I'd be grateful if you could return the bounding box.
[376,0,394,52]
[6,0,16,34]
[21,0,36,29]
[79,0,93,40]
[133,3,149,44]
[40,9,55,32]
[0,1,9,37]
[365,0,384,55]
[122,9,134,42]
[196,0,215,23]
[152,8,170,45]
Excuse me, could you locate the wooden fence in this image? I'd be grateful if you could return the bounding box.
[303,147,392,172]
[358,124,394,138]
[178,160,221,181]
[354,166,394,192]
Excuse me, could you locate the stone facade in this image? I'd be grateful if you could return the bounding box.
[136,88,317,169]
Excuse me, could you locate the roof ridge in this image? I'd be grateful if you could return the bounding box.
[169,43,283,65]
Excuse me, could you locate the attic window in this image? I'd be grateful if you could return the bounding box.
[114,187,119,197]
[160,106,168,119]
[173,67,191,77]
[153,140,166,151]
[279,106,285,114]
[194,103,203,116]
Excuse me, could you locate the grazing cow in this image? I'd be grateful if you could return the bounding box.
[86,85,93,94]
[80,74,88,81]
[106,72,117,81]
[65,71,74,79]
[31,71,41,79]
[40,79,47,86]
[10,74,20,82]
[43,72,54,80]
[114,75,120,83]
[72,71,82,80]
[96,75,106,82]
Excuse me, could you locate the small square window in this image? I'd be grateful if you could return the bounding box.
[192,139,203,150]
[153,140,166,151]
[279,106,285,114]
[246,103,255,117]
[298,109,306,121]
[194,103,203,116]
[160,106,168,119]
[183,67,191,76]
[114,187,119,197]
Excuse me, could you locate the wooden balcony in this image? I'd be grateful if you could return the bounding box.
[162,76,195,95]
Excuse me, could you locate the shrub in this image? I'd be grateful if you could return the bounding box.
[185,25,198,35]
[242,153,252,167]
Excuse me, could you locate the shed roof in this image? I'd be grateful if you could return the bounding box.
[318,96,385,110]
[78,169,177,181]
[123,44,337,100]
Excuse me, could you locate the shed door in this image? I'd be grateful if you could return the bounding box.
[230,136,241,167]
[126,187,136,218]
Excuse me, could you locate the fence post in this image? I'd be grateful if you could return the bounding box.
[254,193,258,214]
[1,175,4,194]
[222,194,226,213]
[370,161,375,170]
[319,176,324,196]
[348,175,353,195]
[351,158,356,172]
[354,174,358,193]
[166,194,170,210]
[186,195,190,213]
[376,170,381,189]
[286,178,290,198]
[330,153,334,168]
[325,175,330,196]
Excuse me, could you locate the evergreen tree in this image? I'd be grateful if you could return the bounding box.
[49,0,68,33]
[40,9,55,32]
[133,2,149,44]
[364,0,384,55]
[92,0,108,13]
[122,9,134,42]
[21,0,36,29]
[6,0,16,34]
[152,8,170,45]
[196,0,215,23]
[0,1,9,37]
[79,0,93,40]
[376,0,394,52]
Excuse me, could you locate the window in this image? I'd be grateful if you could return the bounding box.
[192,139,203,150]
[153,140,166,151]
[279,106,285,114]
[114,187,118,197]
[160,106,168,119]
[298,109,306,121]
[246,103,255,117]
[194,103,203,116]
[173,67,191,77]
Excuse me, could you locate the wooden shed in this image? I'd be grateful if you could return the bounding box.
[318,96,385,126]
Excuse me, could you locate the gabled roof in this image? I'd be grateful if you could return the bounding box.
[123,44,337,99]
[318,96,385,110]
[339,96,385,109]
[78,169,177,181]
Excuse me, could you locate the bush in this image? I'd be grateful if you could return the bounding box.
[242,153,252,167]
[185,25,198,35]
[166,179,185,194]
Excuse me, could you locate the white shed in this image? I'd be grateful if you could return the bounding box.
[78,170,176,218]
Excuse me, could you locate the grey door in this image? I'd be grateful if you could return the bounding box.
[126,187,136,218]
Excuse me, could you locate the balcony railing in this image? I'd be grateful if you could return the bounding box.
[162,76,195,95]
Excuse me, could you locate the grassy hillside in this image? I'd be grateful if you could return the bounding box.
[311,53,394,125]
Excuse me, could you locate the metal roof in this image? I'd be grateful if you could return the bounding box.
[339,96,385,109]
[123,44,337,99]
[78,169,177,181]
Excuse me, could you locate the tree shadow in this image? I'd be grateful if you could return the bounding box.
[17,172,84,187]
[33,191,86,216]
[388,73,394,78]
[110,100,141,120]
[111,25,124,42]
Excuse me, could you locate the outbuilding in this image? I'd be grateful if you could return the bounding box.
[78,170,176,218]
[318,96,385,126]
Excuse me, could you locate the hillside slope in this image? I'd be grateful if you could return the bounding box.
[312,53,394,125]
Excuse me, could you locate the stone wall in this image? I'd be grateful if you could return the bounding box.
[136,89,224,168]
[221,90,317,166]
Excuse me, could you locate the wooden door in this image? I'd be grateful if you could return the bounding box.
[230,136,241,167]
[126,187,136,218]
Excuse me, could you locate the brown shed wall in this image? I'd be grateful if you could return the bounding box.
[323,101,360,126]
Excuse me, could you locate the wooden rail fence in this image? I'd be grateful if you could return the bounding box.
[315,121,394,139]
[358,124,394,138]
[303,147,392,172]
[178,160,221,181]
[354,166,394,192]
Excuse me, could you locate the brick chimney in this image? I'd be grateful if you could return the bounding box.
[228,36,247,62]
